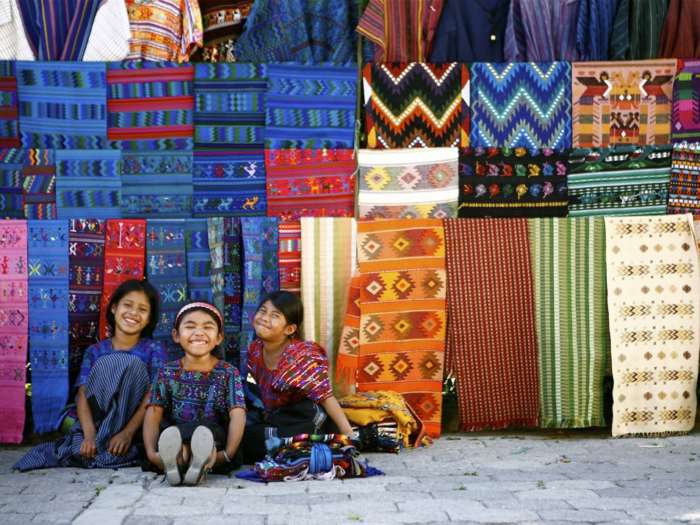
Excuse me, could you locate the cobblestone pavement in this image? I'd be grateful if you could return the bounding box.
[1,430,699,524]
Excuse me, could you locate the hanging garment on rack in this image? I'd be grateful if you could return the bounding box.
[606,214,700,437]
[278,221,301,294]
[0,61,19,148]
[191,0,252,62]
[185,218,213,303]
[207,217,225,315]
[575,0,620,61]
[659,0,700,59]
[609,0,668,60]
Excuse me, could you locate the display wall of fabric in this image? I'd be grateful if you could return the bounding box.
[207,217,225,315]
[120,151,193,218]
[568,145,672,216]
[185,218,213,303]
[67,219,104,386]
[470,62,572,150]
[609,0,668,60]
[16,61,107,149]
[27,219,69,433]
[357,147,459,219]
[0,147,23,218]
[362,62,468,149]
[429,0,508,63]
[659,1,700,59]
[107,62,194,151]
[528,218,608,428]
[0,61,18,147]
[278,221,301,294]
[0,220,27,443]
[266,149,356,220]
[356,219,446,439]
[334,273,361,398]
[223,217,242,363]
[444,218,539,431]
[265,64,356,149]
[193,63,266,217]
[575,0,619,61]
[23,148,56,220]
[191,0,252,62]
[126,0,203,62]
[300,217,356,387]
[98,219,146,338]
[572,60,676,148]
[606,214,700,437]
[55,149,122,219]
[458,147,569,218]
[357,0,444,62]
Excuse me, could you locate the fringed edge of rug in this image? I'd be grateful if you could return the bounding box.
[612,430,692,439]
[538,417,607,429]
[459,418,540,433]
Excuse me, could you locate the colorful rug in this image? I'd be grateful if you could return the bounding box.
[191,0,252,62]
[55,149,122,219]
[223,217,242,365]
[0,220,28,443]
[458,147,569,217]
[266,148,356,221]
[0,148,25,218]
[16,61,107,149]
[120,151,193,218]
[444,218,539,431]
[278,221,301,294]
[356,219,447,439]
[470,62,572,149]
[572,60,676,147]
[334,274,362,398]
[107,61,194,150]
[185,219,213,304]
[99,219,146,339]
[606,214,700,437]
[357,147,459,219]
[671,60,700,144]
[568,145,671,216]
[23,149,56,220]
[0,61,19,148]
[68,219,105,387]
[300,217,357,390]
[528,217,608,428]
[207,217,225,315]
[363,63,468,149]
[265,64,356,149]
[27,220,69,433]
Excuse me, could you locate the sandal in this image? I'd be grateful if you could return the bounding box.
[158,426,183,486]
[183,426,215,486]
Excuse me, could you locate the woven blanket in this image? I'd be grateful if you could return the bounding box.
[671,61,700,144]
[0,220,28,443]
[223,217,242,364]
[0,148,25,218]
[185,219,213,304]
[99,219,146,338]
[68,219,105,387]
[27,220,69,433]
[357,148,459,219]
[334,274,362,398]
[444,218,539,431]
[568,145,671,216]
[363,63,468,149]
[55,149,122,219]
[266,149,355,221]
[265,64,356,149]
[572,60,676,148]
[23,149,56,220]
[191,0,252,62]
[16,61,107,149]
[606,215,700,437]
[0,61,19,148]
[107,62,194,150]
[459,147,569,218]
[528,218,608,428]
[278,221,301,293]
[208,217,225,315]
[121,151,193,218]
[470,62,572,149]
[356,219,446,439]
[300,217,356,390]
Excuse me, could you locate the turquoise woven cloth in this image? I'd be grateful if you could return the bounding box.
[0,148,25,218]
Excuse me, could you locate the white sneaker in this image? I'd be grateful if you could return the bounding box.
[158,426,183,486]
[183,426,214,486]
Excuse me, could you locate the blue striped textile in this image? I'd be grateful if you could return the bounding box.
[0,148,25,218]
[185,219,213,303]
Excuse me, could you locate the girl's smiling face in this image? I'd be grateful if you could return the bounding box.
[172,309,223,357]
[253,300,297,342]
[111,290,151,337]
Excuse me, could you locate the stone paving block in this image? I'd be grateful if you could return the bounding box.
[264,493,350,505]
[222,501,309,514]
[483,498,574,511]
[267,510,451,525]
[570,496,663,511]
[305,481,389,494]
[147,486,226,498]
[89,484,144,509]
[516,488,600,500]
[308,499,399,514]
[398,498,485,516]
[541,479,617,490]
[446,507,540,523]
[73,509,130,525]
[123,516,173,525]
[133,503,222,517]
[136,494,184,507]
[538,509,631,522]
[594,487,678,499]
[4,513,37,525]
[430,489,518,502]
[32,511,80,524]
[351,491,431,503]
[174,516,265,525]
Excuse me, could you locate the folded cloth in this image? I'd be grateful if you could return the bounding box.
[339,391,417,448]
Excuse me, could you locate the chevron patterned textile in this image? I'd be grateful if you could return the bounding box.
[23,149,57,220]
[0,148,24,218]
[27,220,69,433]
[185,219,213,304]
[363,62,468,149]
[470,62,572,150]
[0,61,19,148]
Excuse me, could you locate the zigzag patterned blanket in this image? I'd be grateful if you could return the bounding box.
[23,149,56,220]
[0,148,24,218]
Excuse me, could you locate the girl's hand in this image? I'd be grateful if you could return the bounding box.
[108,429,134,456]
[80,436,97,458]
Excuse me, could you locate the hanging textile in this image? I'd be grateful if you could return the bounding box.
[470,62,572,150]
[265,64,356,149]
[23,149,56,220]
[0,61,19,148]
[356,219,446,439]
[208,217,225,315]
[120,151,193,218]
[16,61,107,149]
[528,218,608,428]
[107,62,194,150]
[444,218,539,431]
[458,147,569,218]
[357,148,459,219]
[126,0,203,62]
[609,0,668,60]
[568,146,671,216]
[575,0,619,61]
[67,219,105,387]
[300,217,356,388]
[27,220,69,433]
[606,214,700,437]
[362,63,468,149]
[193,63,266,216]
[55,149,122,219]
[266,149,356,220]
[98,219,146,338]
[191,0,252,62]
[0,220,28,443]
[334,274,361,398]
[659,1,700,59]
[572,60,676,148]
[357,0,444,62]
[0,148,24,218]
[185,219,213,303]
[278,221,301,294]
[223,217,242,364]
